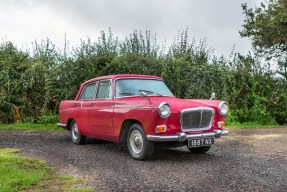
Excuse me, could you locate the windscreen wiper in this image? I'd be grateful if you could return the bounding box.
[118,92,135,96]
[138,90,162,96]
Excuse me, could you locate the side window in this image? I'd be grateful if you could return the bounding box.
[96,80,111,99]
[79,83,96,100]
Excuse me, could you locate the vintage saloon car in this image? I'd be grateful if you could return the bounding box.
[57,74,229,160]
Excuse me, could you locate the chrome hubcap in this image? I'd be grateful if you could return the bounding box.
[71,123,79,140]
[130,130,143,154]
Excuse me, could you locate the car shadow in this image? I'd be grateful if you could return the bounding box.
[84,137,111,145]
[63,134,222,162]
[152,147,218,162]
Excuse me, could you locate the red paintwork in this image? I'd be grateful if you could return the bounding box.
[58,74,226,143]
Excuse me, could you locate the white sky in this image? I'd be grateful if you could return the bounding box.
[0,0,262,58]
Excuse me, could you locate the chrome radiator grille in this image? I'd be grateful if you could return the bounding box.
[181,108,214,131]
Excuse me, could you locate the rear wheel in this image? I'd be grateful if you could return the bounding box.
[188,146,211,154]
[127,123,154,160]
[70,120,85,145]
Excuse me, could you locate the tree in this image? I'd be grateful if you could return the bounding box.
[0,42,30,123]
[240,0,287,79]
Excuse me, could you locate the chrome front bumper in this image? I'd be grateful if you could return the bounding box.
[147,129,229,142]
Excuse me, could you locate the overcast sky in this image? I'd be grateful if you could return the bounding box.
[0,0,262,57]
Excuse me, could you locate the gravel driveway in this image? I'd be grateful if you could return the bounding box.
[0,128,286,191]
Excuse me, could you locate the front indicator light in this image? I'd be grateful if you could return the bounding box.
[217,121,225,129]
[156,125,167,133]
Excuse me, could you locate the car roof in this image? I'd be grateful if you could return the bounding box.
[83,74,163,84]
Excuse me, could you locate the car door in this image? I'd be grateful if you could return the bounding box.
[76,82,97,137]
[89,79,114,135]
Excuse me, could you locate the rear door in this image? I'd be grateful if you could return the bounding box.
[76,82,97,136]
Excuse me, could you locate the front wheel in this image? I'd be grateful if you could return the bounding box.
[188,146,211,154]
[70,120,85,145]
[127,123,154,160]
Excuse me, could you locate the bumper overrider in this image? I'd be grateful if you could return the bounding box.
[147,129,229,142]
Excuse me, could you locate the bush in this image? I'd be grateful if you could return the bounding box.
[0,29,286,126]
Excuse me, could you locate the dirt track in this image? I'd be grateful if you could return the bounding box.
[0,128,286,191]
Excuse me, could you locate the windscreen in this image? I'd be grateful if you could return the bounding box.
[115,78,174,97]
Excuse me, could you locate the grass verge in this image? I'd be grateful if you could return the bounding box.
[1,122,286,131]
[0,123,60,131]
[227,122,287,129]
[0,148,92,192]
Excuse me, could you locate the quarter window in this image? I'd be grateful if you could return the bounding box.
[79,83,96,100]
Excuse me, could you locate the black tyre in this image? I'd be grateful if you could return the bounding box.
[188,146,211,154]
[127,123,154,160]
[70,120,85,145]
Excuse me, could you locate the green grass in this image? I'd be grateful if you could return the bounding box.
[1,122,286,131]
[0,148,93,192]
[226,122,287,129]
[0,123,61,130]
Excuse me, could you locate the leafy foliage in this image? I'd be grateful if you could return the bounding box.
[0,28,286,125]
[239,0,287,124]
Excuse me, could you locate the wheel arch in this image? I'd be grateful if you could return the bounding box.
[66,118,74,131]
[119,119,143,144]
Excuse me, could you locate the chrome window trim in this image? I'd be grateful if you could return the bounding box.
[79,79,113,101]
[180,107,215,132]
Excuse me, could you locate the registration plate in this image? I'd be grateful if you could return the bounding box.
[188,137,214,148]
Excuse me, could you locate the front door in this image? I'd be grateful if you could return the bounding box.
[89,80,114,135]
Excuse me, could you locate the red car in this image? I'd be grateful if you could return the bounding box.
[57,74,229,160]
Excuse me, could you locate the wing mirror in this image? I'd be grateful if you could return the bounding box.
[210,92,216,100]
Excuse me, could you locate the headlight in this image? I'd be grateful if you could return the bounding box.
[158,102,171,118]
[218,101,228,116]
